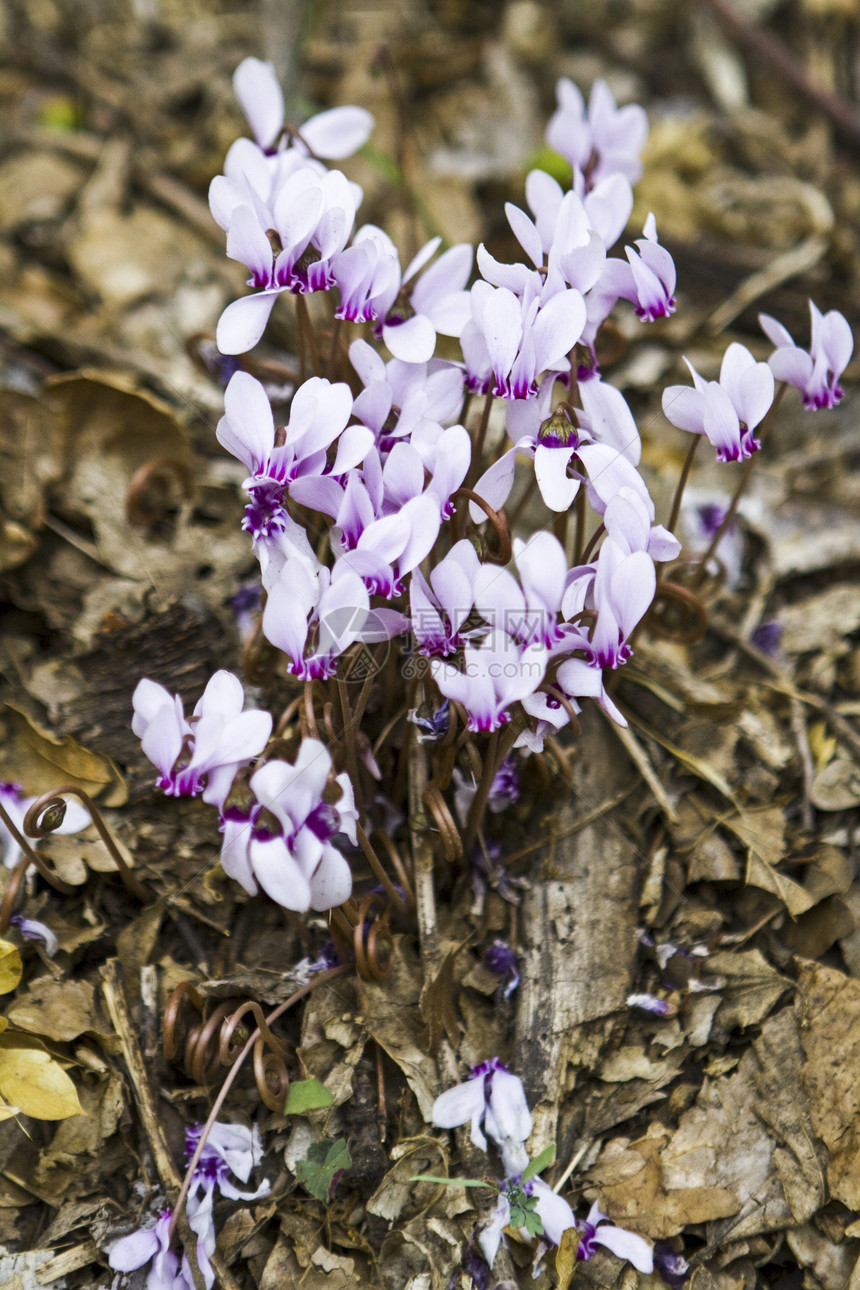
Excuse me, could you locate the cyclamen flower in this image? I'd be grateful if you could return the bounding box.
[216,166,359,353]
[432,1057,532,1176]
[0,783,89,871]
[586,214,676,341]
[576,1201,653,1273]
[262,554,379,680]
[759,300,853,409]
[216,371,366,542]
[9,913,58,957]
[220,739,357,912]
[132,671,272,811]
[185,1121,270,1205]
[546,77,648,191]
[410,539,479,657]
[431,629,548,733]
[662,343,774,463]
[349,338,464,449]
[232,57,373,159]
[480,1176,576,1269]
[374,236,474,364]
[108,1207,211,1290]
[453,754,520,827]
[465,269,586,400]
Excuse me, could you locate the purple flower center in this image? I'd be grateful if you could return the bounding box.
[244,480,289,541]
[305,801,341,842]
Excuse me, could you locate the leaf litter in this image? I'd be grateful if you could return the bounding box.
[0,1,860,1288]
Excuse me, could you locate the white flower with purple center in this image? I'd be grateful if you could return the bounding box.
[431,628,548,733]
[662,342,774,464]
[431,1056,532,1176]
[759,299,853,410]
[479,1174,576,1269]
[546,77,649,192]
[216,166,359,353]
[465,268,585,401]
[220,739,357,912]
[185,1121,270,1204]
[231,56,373,160]
[215,370,367,542]
[107,1206,211,1290]
[132,672,272,811]
[373,236,474,364]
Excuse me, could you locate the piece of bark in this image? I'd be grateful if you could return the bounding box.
[514,710,641,1148]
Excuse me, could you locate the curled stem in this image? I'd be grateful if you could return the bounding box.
[168,965,351,1243]
[24,787,150,902]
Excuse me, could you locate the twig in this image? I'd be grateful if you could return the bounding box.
[99,960,239,1290]
[703,0,860,149]
[408,696,441,981]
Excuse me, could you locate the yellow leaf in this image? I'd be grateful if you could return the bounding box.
[0,942,22,995]
[0,1037,83,1120]
[555,1226,580,1290]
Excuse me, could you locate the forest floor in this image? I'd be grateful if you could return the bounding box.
[1,1,860,1288]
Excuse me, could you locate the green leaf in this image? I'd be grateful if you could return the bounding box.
[522,1142,556,1184]
[524,1209,545,1237]
[410,1174,491,1189]
[294,1138,352,1202]
[284,1077,334,1115]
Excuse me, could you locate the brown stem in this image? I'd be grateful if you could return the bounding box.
[295,294,321,377]
[0,797,75,895]
[327,314,343,381]
[460,721,522,860]
[666,435,701,536]
[579,522,605,566]
[356,824,408,912]
[507,473,538,531]
[337,677,365,818]
[704,0,860,148]
[573,488,587,564]
[25,787,150,902]
[466,392,495,489]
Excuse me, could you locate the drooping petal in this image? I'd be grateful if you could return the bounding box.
[382,314,437,363]
[217,290,281,355]
[591,1223,654,1273]
[249,836,312,911]
[299,106,374,159]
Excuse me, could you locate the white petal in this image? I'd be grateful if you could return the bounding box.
[216,291,280,355]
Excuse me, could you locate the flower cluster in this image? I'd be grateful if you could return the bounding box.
[133,673,355,912]
[431,1058,653,1273]
[127,56,851,973]
[107,1121,268,1290]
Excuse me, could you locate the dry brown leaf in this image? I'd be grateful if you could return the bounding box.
[0,705,126,806]
[810,758,860,811]
[5,978,111,1045]
[797,960,860,1210]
